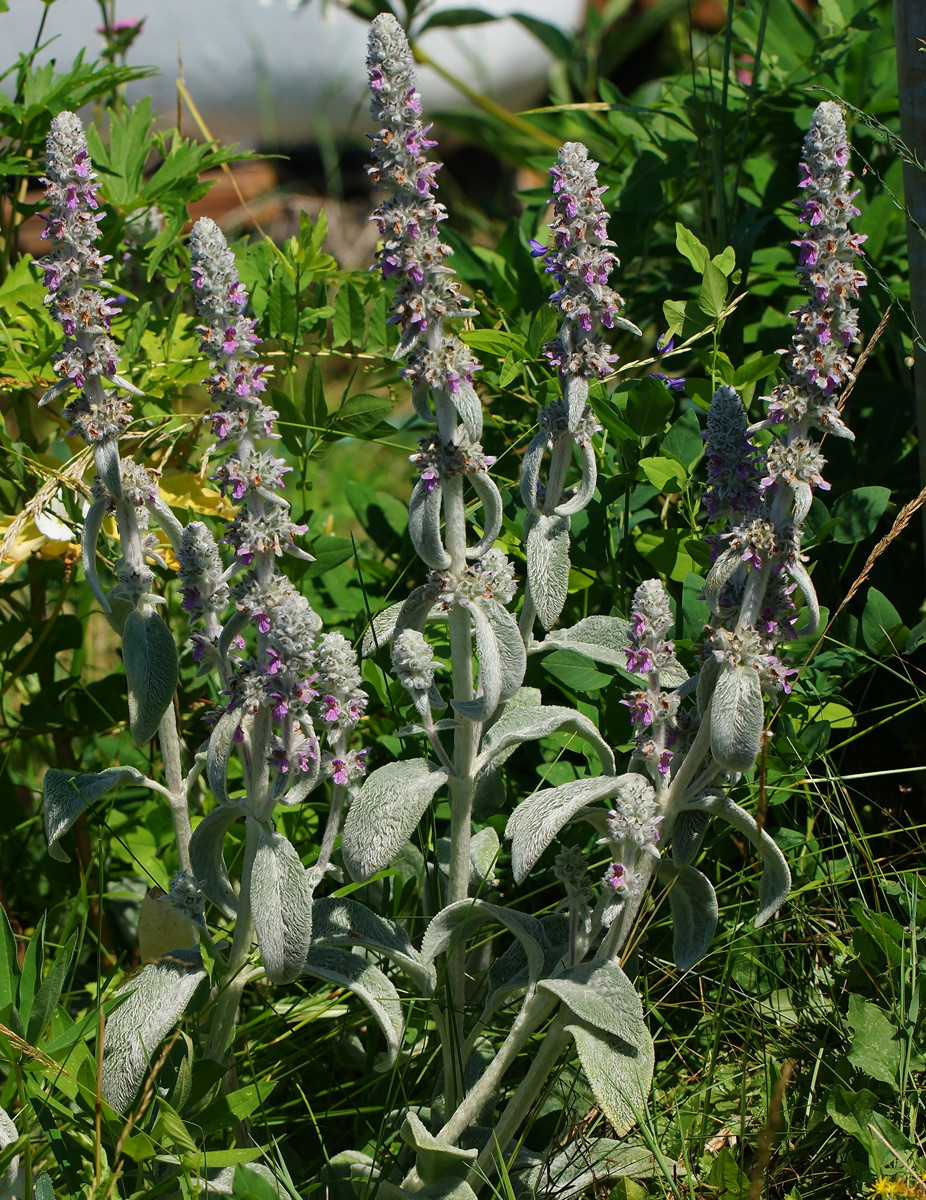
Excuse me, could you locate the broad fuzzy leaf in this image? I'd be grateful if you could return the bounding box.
[452,600,502,722]
[312,896,435,994]
[342,759,448,882]
[670,809,711,868]
[409,476,451,569]
[422,900,545,983]
[483,597,527,701]
[101,949,206,1112]
[123,609,178,747]
[566,1017,654,1136]
[540,958,647,1047]
[401,1112,477,1186]
[710,664,763,772]
[80,496,110,614]
[44,765,146,862]
[506,775,633,883]
[189,805,243,918]
[515,1137,654,1198]
[526,512,571,631]
[251,829,312,983]
[0,1103,18,1192]
[466,470,503,558]
[554,440,597,517]
[477,704,614,775]
[304,947,403,1070]
[663,864,718,970]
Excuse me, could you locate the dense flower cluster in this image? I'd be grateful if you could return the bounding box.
[622,580,681,779]
[366,13,480,434]
[702,384,763,523]
[426,549,518,610]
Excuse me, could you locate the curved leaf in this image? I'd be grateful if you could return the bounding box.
[251,828,313,984]
[540,958,647,1046]
[304,947,404,1070]
[506,775,631,883]
[566,1017,654,1137]
[401,1112,477,1186]
[662,863,718,970]
[44,765,146,863]
[519,431,546,516]
[342,759,448,882]
[409,477,451,569]
[101,949,206,1112]
[555,440,597,518]
[422,899,545,983]
[670,809,711,868]
[466,470,503,559]
[189,805,243,918]
[0,1103,19,1192]
[710,663,764,772]
[80,496,111,614]
[123,609,178,747]
[206,708,242,807]
[526,512,571,631]
[477,703,614,776]
[451,601,502,723]
[312,896,435,994]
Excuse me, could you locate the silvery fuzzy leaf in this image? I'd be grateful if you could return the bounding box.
[710,664,764,773]
[469,827,500,890]
[38,376,73,408]
[44,765,146,863]
[312,896,436,995]
[394,324,423,360]
[703,547,743,617]
[81,496,111,614]
[789,559,820,637]
[101,948,206,1112]
[304,947,404,1070]
[202,1163,287,1197]
[563,372,590,430]
[526,512,571,631]
[660,862,718,970]
[538,615,630,669]
[465,471,503,559]
[251,828,313,984]
[123,609,178,747]
[206,708,242,807]
[218,609,249,661]
[342,759,448,882]
[506,775,634,884]
[365,1179,478,1200]
[714,796,790,926]
[483,914,569,1015]
[565,1017,654,1137]
[483,598,526,702]
[421,899,545,984]
[409,477,451,570]
[519,430,547,516]
[0,1103,19,1192]
[670,809,711,868]
[515,1137,654,1198]
[362,600,406,657]
[189,805,243,918]
[452,602,503,723]
[539,958,647,1046]
[450,382,483,441]
[94,437,123,499]
[554,442,597,518]
[149,496,184,553]
[274,754,321,806]
[402,1112,478,1186]
[477,703,614,776]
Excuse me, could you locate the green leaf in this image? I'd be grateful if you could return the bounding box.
[861,587,906,653]
[698,261,728,319]
[543,648,613,692]
[638,455,687,493]
[27,931,77,1045]
[712,245,736,277]
[303,358,328,434]
[0,906,18,1013]
[675,223,709,273]
[635,528,704,582]
[123,609,179,746]
[847,994,901,1086]
[732,353,781,387]
[459,328,526,357]
[329,393,393,438]
[17,915,45,1029]
[661,408,703,469]
[331,282,367,348]
[512,12,573,59]
[831,486,890,545]
[418,7,498,31]
[626,376,674,438]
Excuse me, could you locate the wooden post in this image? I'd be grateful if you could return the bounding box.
[894,0,926,573]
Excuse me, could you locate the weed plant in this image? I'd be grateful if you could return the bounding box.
[0,2,923,1200]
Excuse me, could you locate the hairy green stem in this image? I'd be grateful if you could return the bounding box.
[158,700,192,873]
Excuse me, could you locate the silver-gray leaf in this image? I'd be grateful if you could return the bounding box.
[482,597,526,702]
[478,703,614,776]
[123,609,178,747]
[0,1102,19,1192]
[312,896,435,995]
[451,601,502,723]
[251,828,313,984]
[189,805,243,918]
[540,957,647,1046]
[710,663,763,772]
[566,1017,654,1137]
[44,765,146,863]
[304,946,404,1070]
[422,899,546,983]
[662,862,718,970]
[670,809,711,868]
[526,512,571,631]
[409,476,451,569]
[80,496,111,614]
[101,948,206,1112]
[341,758,448,882]
[401,1112,478,1187]
[206,708,242,807]
[466,470,503,559]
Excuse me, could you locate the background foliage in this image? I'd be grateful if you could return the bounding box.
[0,0,923,1197]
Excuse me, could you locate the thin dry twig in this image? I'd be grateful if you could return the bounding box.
[838,303,892,412]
